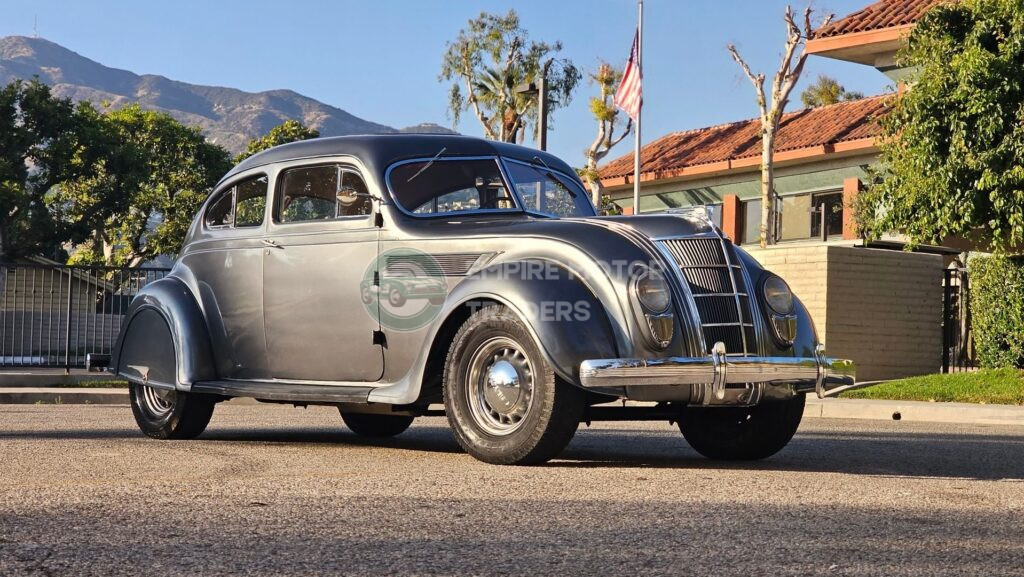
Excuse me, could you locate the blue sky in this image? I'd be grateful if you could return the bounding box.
[0,0,891,166]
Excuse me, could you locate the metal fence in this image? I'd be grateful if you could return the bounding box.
[0,264,170,369]
[942,267,976,373]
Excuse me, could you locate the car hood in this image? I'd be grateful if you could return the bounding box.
[399,211,715,243]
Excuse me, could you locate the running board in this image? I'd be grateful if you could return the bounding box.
[191,381,374,404]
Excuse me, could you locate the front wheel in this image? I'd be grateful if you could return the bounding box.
[678,394,805,460]
[340,411,414,437]
[443,305,585,465]
[129,383,216,440]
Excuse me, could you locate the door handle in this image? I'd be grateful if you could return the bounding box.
[261,239,283,249]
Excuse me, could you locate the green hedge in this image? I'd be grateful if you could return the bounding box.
[969,255,1024,368]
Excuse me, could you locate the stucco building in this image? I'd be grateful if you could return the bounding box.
[599,0,954,381]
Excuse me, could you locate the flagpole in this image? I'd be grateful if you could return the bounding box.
[633,0,643,214]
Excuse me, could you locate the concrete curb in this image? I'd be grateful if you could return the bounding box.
[805,397,1024,426]
[0,387,128,405]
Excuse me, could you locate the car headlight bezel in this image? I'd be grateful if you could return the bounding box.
[762,275,795,316]
[761,274,797,346]
[633,269,672,314]
[630,268,674,349]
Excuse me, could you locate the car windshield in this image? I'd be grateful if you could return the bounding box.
[389,158,519,216]
[502,160,595,218]
[388,156,595,218]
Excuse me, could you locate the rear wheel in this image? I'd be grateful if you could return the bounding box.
[443,305,585,465]
[129,383,216,440]
[340,411,414,437]
[679,394,805,460]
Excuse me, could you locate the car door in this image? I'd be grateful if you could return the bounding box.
[180,173,270,380]
[262,161,384,382]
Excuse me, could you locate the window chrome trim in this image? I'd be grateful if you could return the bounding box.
[384,155,524,219]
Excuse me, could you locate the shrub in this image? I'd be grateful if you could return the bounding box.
[969,255,1024,368]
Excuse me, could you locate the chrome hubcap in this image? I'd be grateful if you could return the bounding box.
[467,337,535,436]
[139,385,175,419]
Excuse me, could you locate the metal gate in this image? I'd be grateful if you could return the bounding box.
[942,267,976,373]
[0,264,170,369]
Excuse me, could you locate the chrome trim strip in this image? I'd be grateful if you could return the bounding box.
[714,234,750,355]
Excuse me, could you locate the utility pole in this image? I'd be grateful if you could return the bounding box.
[537,59,552,151]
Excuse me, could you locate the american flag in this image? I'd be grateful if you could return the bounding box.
[614,31,642,121]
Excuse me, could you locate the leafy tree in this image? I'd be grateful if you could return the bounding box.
[0,79,105,259]
[440,10,581,143]
[59,105,231,266]
[858,0,1024,251]
[728,6,833,248]
[800,75,864,108]
[235,119,319,163]
[580,63,632,209]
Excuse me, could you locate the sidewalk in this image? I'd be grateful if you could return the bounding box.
[2,388,1022,426]
[805,396,1024,427]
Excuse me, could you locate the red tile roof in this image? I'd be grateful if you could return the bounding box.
[814,0,944,39]
[599,95,890,185]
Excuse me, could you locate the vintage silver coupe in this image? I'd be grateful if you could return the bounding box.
[112,134,855,465]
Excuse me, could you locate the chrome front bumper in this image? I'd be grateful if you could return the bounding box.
[578,343,856,406]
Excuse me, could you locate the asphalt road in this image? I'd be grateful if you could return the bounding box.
[1,405,1022,576]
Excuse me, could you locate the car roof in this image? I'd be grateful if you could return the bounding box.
[219,134,577,187]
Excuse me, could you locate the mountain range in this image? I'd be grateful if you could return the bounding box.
[0,35,455,154]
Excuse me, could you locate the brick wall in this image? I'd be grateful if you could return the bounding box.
[745,244,943,382]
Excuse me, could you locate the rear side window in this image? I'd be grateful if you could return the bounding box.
[276,165,372,223]
[205,175,268,229]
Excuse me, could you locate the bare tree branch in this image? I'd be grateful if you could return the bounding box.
[728,44,767,119]
[462,74,496,140]
[609,118,633,149]
[728,5,833,247]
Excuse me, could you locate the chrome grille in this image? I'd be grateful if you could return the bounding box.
[660,237,757,356]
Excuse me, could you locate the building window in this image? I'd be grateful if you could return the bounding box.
[811,192,844,239]
[740,199,762,245]
[740,191,845,244]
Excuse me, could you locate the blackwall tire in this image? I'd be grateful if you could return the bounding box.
[340,411,414,437]
[129,383,216,440]
[679,394,806,461]
[443,305,585,465]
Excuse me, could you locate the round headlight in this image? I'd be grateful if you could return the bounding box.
[635,271,671,313]
[763,275,794,315]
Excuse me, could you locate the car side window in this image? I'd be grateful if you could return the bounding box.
[205,175,268,230]
[235,176,268,227]
[206,190,234,228]
[277,164,371,223]
[503,162,592,218]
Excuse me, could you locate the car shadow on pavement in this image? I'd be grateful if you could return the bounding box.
[198,426,465,454]
[553,427,1024,480]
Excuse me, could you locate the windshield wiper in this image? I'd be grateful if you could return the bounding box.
[407,147,447,182]
[529,155,577,198]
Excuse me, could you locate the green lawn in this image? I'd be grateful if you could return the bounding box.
[49,379,129,388]
[841,368,1024,405]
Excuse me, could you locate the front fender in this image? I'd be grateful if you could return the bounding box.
[442,260,624,383]
[111,276,215,390]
